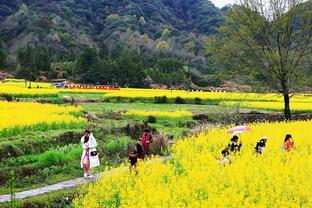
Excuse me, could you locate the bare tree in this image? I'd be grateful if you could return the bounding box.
[207,0,312,120]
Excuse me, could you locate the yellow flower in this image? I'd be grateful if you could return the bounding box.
[0,101,86,132]
[74,120,312,207]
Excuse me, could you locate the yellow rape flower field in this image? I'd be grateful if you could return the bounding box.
[1,79,311,112]
[74,120,312,207]
[0,79,111,96]
[104,89,312,111]
[222,101,312,112]
[105,88,283,100]
[123,110,193,118]
[0,101,86,133]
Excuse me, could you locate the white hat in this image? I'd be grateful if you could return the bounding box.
[261,136,269,140]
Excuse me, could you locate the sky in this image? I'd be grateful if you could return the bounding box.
[211,0,235,8]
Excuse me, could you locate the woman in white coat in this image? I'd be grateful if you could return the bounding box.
[81,130,100,178]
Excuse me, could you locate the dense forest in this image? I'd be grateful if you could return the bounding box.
[0,0,310,90]
[0,0,229,88]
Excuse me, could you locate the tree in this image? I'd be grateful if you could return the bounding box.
[16,46,38,86]
[156,57,186,73]
[83,59,116,84]
[115,51,146,87]
[207,0,312,120]
[161,28,171,39]
[99,43,109,59]
[148,57,188,87]
[156,41,171,52]
[0,40,7,67]
[34,47,50,72]
[76,47,98,75]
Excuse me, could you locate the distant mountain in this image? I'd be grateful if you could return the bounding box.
[0,0,224,57]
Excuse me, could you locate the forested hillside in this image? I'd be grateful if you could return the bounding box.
[0,0,228,87]
[0,0,223,55]
[0,0,310,90]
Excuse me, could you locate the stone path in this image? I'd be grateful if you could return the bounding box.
[0,173,100,203]
[0,157,170,203]
[0,166,126,203]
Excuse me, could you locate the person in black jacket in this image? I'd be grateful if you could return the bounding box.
[255,136,268,154]
[228,135,242,153]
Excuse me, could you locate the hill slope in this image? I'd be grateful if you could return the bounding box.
[0,0,224,55]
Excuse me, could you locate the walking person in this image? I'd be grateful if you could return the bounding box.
[255,136,269,154]
[228,135,242,153]
[81,130,100,178]
[141,129,153,156]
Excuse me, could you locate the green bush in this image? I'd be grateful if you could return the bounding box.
[106,140,118,155]
[174,96,185,104]
[118,136,131,152]
[37,150,66,167]
[1,94,13,102]
[46,97,62,104]
[41,166,63,178]
[146,115,157,123]
[194,97,202,105]
[154,96,168,104]
[178,120,198,128]
[1,189,78,208]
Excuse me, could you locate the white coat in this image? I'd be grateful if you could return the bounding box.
[81,133,100,169]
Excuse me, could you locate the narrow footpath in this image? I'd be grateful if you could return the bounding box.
[0,157,170,203]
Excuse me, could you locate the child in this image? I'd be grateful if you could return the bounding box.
[129,151,138,167]
[141,129,153,156]
[255,136,268,154]
[129,143,145,167]
[283,134,294,151]
[221,148,232,165]
[136,142,145,160]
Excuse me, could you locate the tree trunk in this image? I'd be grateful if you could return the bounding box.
[283,93,291,121]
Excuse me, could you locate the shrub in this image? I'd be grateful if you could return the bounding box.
[37,150,66,167]
[1,94,13,102]
[146,115,157,123]
[174,96,185,104]
[114,96,122,103]
[106,140,118,155]
[154,96,168,104]
[41,166,63,178]
[178,120,198,128]
[118,136,131,152]
[151,134,169,156]
[194,97,202,105]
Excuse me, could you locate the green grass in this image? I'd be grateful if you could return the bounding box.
[81,102,220,114]
[59,92,105,99]
[0,143,106,195]
[1,187,79,208]
[0,122,87,137]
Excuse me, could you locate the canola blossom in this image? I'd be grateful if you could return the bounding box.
[74,120,312,207]
[0,85,59,97]
[222,101,312,112]
[0,79,109,96]
[123,110,193,118]
[104,88,312,102]
[105,88,282,100]
[0,101,86,132]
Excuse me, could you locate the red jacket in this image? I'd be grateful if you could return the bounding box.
[284,140,294,150]
[142,133,153,146]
